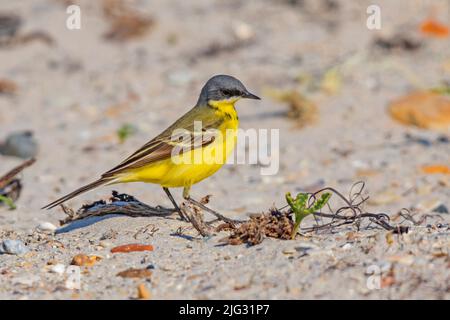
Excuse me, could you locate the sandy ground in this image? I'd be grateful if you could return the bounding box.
[0,0,449,299]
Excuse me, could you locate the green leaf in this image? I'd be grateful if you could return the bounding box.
[286,192,310,239]
[286,191,332,239]
[286,192,308,213]
[285,192,295,209]
[117,123,137,143]
[295,193,309,210]
[0,195,16,210]
[309,192,332,212]
[431,86,450,96]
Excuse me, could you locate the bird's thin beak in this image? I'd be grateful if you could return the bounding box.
[243,91,261,100]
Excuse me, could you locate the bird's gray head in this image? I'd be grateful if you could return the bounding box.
[196,75,260,106]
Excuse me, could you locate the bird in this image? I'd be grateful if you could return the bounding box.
[42,75,260,221]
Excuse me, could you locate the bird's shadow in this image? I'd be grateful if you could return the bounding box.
[55,195,177,234]
[55,214,122,234]
[170,232,197,241]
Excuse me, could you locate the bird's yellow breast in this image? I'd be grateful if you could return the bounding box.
[120,101,239,188]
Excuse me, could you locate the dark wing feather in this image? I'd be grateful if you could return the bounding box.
[102,107,221,177]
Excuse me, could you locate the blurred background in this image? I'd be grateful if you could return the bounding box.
[0,0,449,227]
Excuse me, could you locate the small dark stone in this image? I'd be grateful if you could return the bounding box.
[432,204,449,214]
[0,239,29,255]
[374,35,422,51]
[0,14,22,39]
[0,131,38,159]
[404,133,432,147]
[436,135,449,144]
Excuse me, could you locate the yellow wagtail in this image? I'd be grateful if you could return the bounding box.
[42,75,260,220]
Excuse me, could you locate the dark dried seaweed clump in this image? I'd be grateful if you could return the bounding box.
[222,209,294,246]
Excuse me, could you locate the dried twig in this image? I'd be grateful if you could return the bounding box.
[299,182,408,234]
[0,158,35,205]
[59,191,174,225]
[180,201,213,237]
[0,158,35,189]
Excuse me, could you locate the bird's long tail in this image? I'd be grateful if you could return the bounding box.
[42,177,114,210]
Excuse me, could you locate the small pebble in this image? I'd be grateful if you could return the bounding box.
[71,254,102,266]
[432,204,448,214]
[137,283,151,299]
[98,240,111,248]
[282,248,296,255]
[50,264,66,274]
[0,131,38,158]
[437,135,449,144]
[37,222,57,233]
[232,21,254,41]
[65,279,79,290]
[342,243,353,250]
[0,239,29,255]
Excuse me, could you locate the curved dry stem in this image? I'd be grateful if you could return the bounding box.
[297,182,407,234]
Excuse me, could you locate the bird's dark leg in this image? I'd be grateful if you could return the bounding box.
[163,187,189,221]
[182,186,241,224]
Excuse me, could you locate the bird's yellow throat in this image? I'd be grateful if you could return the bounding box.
[208,97,240,121]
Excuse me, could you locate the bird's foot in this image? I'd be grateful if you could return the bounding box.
[154,205,188,221]
[175,207,190,222]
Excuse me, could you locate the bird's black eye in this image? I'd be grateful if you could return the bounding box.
[221,89,232,97]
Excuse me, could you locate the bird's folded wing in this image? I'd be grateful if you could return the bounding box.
[102,118,222,177]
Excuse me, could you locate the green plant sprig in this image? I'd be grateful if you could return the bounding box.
[117,123,137,143]
[286,192,331,239]
[0,195,16,210]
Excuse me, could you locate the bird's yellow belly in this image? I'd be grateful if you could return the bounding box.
[119,119,238,188]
